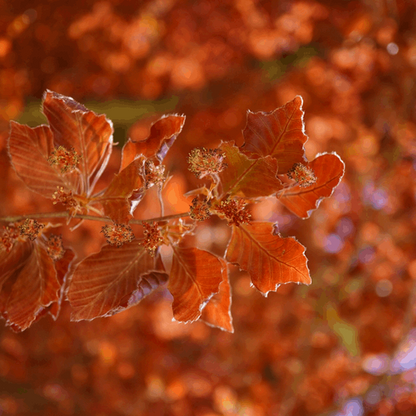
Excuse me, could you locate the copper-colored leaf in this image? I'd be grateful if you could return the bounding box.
[278,152,345,218]
[169,245,223,323]
[0,241,60,331]
[67,242,168,321]
[98,158,145,223]
[241,96,308,173]
[200,258,234,332]
[42,90,113,194]
[8,122,68,198]
[225,222,311,296]
[218,141,283,198]
[121,114,185,170]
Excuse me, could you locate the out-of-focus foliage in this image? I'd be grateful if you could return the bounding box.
[0,0,416,415]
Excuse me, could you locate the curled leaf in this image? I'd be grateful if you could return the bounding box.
[278,152,345,218]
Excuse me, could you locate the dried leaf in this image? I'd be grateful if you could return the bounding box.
[8,122,68,198]
[121,114,186,170]
[225,222,311,296]
[98,158,145,223]
[169,245,223,323]
[278,152,345,218]
[218,141,283,198]
[200,258,234,332]
[241,96,308,173]
[42,90,114,194]
[68,242,168,321]
[0,241,60,331]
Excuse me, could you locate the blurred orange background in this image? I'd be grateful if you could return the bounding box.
[1,0,416,415]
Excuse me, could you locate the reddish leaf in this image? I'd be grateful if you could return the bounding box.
[241,96,308,173]
[278,152,345,218]
[225,222,311,296]
[0,241,60,331]
[200,258,234,333]
[218,141,283,198]
[42,90,113,194]
[67,242,168,321]
[121,114,186,170]
[98,158,145,223]
[169,245,223,323]
[8,122,68,198]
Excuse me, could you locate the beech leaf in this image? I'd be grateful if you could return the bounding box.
[225,222,311,296]
[8,122,68,198]
[98,158,145,223]
[67,242,168,321]
[42,90,114,194]
[278,152,345,218]
[218,141,283,198]
[200,258,234,332]
[121,114,186,170]
[241,96,308,173]
[0,241,60,331]
[169,245,223,323]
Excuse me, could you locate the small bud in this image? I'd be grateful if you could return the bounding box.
[48,146,81,174]
[101,224,135,247]
[47,234,65,261]
[143,159,165,189]
[0,225,19,252]
[189,197,211,221]
[214,198,251,227]
[188,147,227,179]
[141,222,164,256]
[18,219,45,241]
[287,163,317,188]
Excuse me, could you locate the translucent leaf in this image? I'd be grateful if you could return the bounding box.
[278,152,345,218]
[240,96,308,173]
[42,90,114,194]
[225,222,311,296]
[169,245,223,323]
[8,122,68,198]
[0,241,60,331]
[98,158,145,223]
[121,114,186,170]
[200,258,234,332]
[218,141,283,198]
[68,242,168,321]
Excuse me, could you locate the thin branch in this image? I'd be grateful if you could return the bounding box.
[0,211,190,225]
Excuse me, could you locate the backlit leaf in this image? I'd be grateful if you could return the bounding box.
[225,222,311,296]
[121,114,186,170]
[42,90,114,194]
[68,242,168,321]
[98,158,145,223]
[169,245,223,323]
[278,152,345,218]
[218,141,283,198]
[200,258,234,332]
[241,96,308,173]
[0,241,60,331]
[8,122,68,198]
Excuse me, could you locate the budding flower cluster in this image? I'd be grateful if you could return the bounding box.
[101,224,135,247]
[52,187,83,216]
[214,198,251,227]
[187,147,227,179]
[0,225,19,253]
[144,159,165,189]
[18,219,45,241]
[141,222,164,256]
[47,234,65,261]
[189,197,211,221]
[48,146,81,174]
[287,163,317,188]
